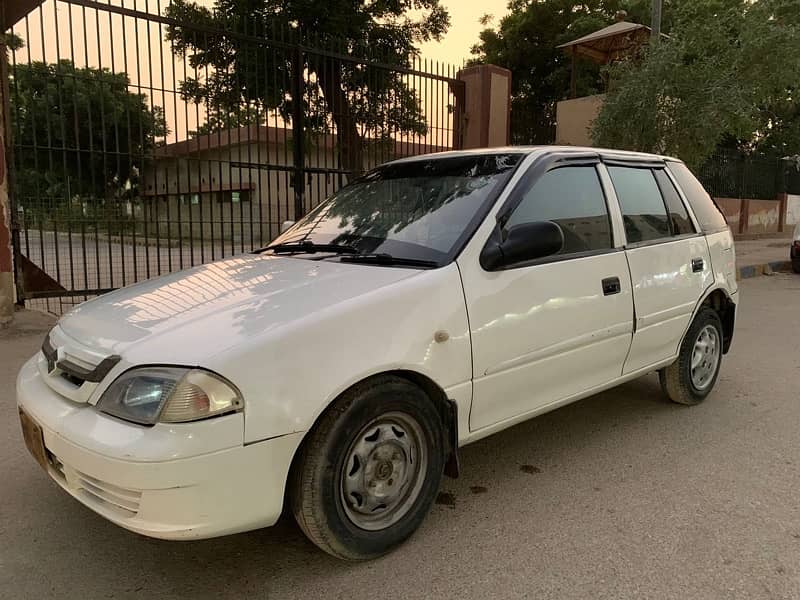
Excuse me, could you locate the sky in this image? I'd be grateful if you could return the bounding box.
[420,0,510,67]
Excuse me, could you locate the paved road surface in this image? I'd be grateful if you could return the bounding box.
[1,274,799,598]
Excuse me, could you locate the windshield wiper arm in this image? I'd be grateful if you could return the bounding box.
[340,253,439,268]
[257,241,358,255]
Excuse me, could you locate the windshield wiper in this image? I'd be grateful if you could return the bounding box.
[257,240,358,255]
[340,253,439,268]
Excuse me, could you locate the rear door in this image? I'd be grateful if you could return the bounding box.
[603,162,714,374]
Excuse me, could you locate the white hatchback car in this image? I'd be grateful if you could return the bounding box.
[18,147,738,560]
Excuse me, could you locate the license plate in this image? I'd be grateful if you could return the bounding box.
[19,408,48,471]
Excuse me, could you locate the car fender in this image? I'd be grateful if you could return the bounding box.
[204,262,473,444]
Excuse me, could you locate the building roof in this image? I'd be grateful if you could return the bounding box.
[155,124,451,159]
[557,21,657,64]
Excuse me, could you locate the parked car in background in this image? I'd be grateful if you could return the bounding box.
[792,223,800,273]
[17,147,738,561]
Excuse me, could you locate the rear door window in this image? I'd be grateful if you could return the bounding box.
[654,169,696,235]
[666,161,728,232]
[607,166,671,244]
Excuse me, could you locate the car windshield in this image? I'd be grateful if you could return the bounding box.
[267,153,523,266]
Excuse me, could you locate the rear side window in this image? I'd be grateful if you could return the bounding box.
[666,161,728,232]
[654,169,696,235]
[607,166,671,243]
[507,166,612,255]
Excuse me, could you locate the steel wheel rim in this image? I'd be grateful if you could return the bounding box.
[690,324,720,391]
[340,411,427,531]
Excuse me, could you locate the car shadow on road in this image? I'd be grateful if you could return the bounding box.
[21,373,689,597]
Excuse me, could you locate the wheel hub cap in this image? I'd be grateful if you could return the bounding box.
[340,412,427,531]
[691,324,720,391]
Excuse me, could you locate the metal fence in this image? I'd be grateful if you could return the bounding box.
[696,150,800,201]
[6,0,465,313]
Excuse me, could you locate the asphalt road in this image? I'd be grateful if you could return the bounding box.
[1,274,799,599]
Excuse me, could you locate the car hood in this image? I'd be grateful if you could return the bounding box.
[57,254,419,363]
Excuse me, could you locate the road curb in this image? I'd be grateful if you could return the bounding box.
[737,261,792,280]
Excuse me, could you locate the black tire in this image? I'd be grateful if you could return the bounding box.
[289,375,445,561]
[792,260,800,274]
[659,307,723,406]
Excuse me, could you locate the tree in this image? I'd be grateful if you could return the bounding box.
[470,0,674,144]
[592,0,800,167]
[164,0,450,176]
[11,60,167,210]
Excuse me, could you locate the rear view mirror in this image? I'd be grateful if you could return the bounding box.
[480,221,564,270]
[280,220,295,233]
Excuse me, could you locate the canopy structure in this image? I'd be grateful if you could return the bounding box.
[557,20,662,97]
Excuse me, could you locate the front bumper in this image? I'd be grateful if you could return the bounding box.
[16,356,303,540]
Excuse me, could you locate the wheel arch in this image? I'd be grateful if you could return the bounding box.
[284,369,460,511]
[694,286,736,354]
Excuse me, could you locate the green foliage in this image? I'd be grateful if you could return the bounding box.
[3,33,25,51]
[470,0,676,144]
[164,0,450,173]
[10,60,168,214]
[592,0,800,167]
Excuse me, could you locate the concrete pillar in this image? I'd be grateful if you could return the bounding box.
[739,199,750,235]
[0,20,16,324]
[456,65,511,149]
[777,192,788,233]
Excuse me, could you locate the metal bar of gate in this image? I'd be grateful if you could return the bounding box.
[291,44,305,221]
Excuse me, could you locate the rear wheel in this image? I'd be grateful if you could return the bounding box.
[659,307,723,406]
[290,375,445,561]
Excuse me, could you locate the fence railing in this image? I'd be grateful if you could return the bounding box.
[696,151,800,201]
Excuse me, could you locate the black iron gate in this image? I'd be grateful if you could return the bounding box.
[6,0,465,313]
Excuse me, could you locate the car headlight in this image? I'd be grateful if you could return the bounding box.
[97,367,243,425]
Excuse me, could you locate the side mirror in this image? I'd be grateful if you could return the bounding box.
[280,220,295,234]
[480,221,564,270]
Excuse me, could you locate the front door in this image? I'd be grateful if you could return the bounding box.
[458,161,634,432]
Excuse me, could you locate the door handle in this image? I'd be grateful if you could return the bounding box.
[602,277,621,296]
[692,257,704,272]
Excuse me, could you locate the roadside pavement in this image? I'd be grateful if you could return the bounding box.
[734,234,794,278]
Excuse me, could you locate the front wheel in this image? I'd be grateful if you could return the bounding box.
[659,307,723,406]
[289,375,445,561]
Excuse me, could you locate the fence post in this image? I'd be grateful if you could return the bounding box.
[0,27,16,324]
[291,44,305,221]
[456,65,511,149]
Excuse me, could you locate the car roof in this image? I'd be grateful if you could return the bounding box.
[387,145,682,166]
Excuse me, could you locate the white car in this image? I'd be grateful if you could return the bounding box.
[17,147,738,560]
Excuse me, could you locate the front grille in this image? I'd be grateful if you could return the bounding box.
[38,331,122,404]
[42,335,121,384]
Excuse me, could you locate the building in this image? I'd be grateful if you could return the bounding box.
[555,18,658,146]
[140,125,449,244]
